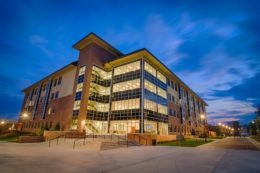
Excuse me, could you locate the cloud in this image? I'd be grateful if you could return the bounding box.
[206,96,257,124]
[105,14,187,64]
[178,47,258,95]
[29,35,54,56]
[104,11,260,124]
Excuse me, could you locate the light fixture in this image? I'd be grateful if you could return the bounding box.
[22,113,28,118]
[1,120,5,125]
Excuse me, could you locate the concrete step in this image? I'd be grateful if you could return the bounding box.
[100,141,124,150]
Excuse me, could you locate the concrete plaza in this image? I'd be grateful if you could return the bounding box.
[0,137,259,173]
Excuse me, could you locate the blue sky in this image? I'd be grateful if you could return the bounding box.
[0,0,259,125]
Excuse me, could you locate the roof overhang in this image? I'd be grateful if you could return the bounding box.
[105,49,208,106]
[72,32,123,57]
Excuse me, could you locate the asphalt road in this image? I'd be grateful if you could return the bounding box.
[202,137,259,150]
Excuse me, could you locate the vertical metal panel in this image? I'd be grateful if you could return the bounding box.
[41,80,53,119]
[31,84,42,120]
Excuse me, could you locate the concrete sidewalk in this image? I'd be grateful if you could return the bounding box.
[0,142,259,173]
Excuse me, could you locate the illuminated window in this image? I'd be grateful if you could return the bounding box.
[157,71,166,84]
[79,66,86,75]
[76,83,83,92]
[47,107,52,115]
[144,80,156,93]
[144,62,156,77]
[88,101,109,112]
[92,66,112,79]
[113,79,140,92]
[90,83,110,95]
[114,61,140,76]
[144,99,157,112]
[73,101,81,110]
[157,87,167,98]
[158,104,167,115]
[111,98,140,110]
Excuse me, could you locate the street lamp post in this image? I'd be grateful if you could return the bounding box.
[20,113,28,135]
[0,120,6,133]
[218,123,222,136]
[200,114,207,142]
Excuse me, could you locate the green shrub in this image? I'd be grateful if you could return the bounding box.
[35,128,44,136]
[54,123,60,131]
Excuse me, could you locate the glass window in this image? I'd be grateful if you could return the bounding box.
[144,80,156,94]
[144,62,156,77]
[50,93,54,100]
[113,79,140,93]
[79,66,86,75]
[114,61,140,76]
[88,101,109,112]
[54,79,57,86]
[158,104,167,115]
[157,71,166,84]
[48,107,52,114]
[58,77,62,85]
[171,95,175,103]
[78,75,84,83]
[144,99,157,112]
[90,83,110,95]
[55,92,59,99]
[73,100,81,110]
[76,83,83,92]
[92,66,112,79]
[111,98,140,110]
[75,91,82,100]
[167,93,171,101]
[170,81,174,89]
[157,87,167,99]
[167,78,170,86]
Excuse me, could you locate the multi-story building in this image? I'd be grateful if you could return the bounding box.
[18,33,207,135]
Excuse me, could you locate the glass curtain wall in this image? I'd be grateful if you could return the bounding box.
[110,61,141,134]
[86,66,111,134]
[143,61,168,135]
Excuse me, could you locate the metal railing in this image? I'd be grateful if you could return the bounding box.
[47,133,132,149]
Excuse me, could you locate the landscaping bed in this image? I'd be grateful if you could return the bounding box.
[251,136,260,142]
[158,138,213,147]
[0,133,20,142]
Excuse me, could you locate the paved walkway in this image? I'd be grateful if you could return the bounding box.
[0,138,259,173]
[200,137,259,150]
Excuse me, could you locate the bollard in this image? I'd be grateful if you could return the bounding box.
[56,138,59,145]
[49,140,51,147]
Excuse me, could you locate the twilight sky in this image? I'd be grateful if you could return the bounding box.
[0,0,259,125]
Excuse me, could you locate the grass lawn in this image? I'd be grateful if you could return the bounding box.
[251,136,260,142]
[209,136,226,139]
[0,133,20,142]
[158,138,213,147]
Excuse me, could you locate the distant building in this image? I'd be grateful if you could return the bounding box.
[18,33,207,135]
